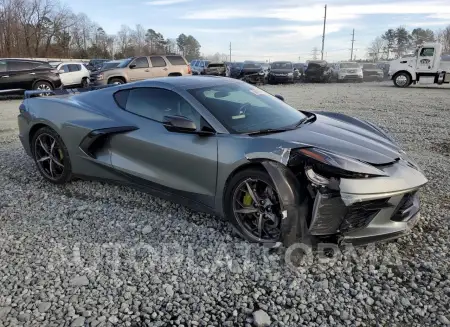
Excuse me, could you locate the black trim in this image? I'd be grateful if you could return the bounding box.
[79,126,138,158]
[74,168,217,215]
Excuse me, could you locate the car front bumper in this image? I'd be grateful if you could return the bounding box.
[338,74,363,81]
[307,159,428,245]
[269,74,294,83]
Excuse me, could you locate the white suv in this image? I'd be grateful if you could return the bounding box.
[56,62,90,88]
[331,62,363,82]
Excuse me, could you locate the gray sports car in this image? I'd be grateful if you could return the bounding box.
[18,76,428,247]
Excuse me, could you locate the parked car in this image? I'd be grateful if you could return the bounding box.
[204,62,226,76]
[19,76,428,247]
[91,55,191,86]
[90,60,125,84]
[331,62,363,82]
[86,59,110,72]
[0,59,62,93]
[293,63,307,81]
[362,63,384,82]
[191,59,210,75]
[226,62,244,78]
[56,62,90,88]
[268,61,295,84]
[238,61,265,84]
[304,60,332,82]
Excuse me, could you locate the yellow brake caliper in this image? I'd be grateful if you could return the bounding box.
[243,192,253,206]
[58,149,64,160]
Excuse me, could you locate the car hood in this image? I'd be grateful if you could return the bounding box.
[254,112,401,165]
[270,68,292,74]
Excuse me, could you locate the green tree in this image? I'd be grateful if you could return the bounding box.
[395,27,411,57]
[381,29,396,59]
[411,28,435,47]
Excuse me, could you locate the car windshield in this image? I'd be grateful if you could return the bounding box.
[208,63,225,68]
[340,63,360,68]
[117,58,133,68]
[231,62,243,68]
[363,64,378,69]
[243,63,261,69]
[102,61,122,69]
[271,62,292,69]
[188,82,306,134]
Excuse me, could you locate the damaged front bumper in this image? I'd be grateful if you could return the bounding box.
[308,160,427,245]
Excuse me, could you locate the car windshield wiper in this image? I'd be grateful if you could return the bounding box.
[246,127,293,135]
[294,114,316,127]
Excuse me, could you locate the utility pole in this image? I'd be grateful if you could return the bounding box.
[321,4,327,60]
[312,47,319,60]
[350,29,355,61]
[229,42,231,62]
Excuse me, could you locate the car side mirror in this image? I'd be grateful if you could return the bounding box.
[274,94,284,102]
[129,64,136,69]
[163,115,197,133]
[58,69,65,74]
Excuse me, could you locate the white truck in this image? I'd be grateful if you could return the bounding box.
[388,43,450,87]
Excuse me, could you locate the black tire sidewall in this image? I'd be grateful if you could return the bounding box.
[32,127,72,184]
[33,81,53,90]
[108,78,123,85]
[224,168,281,244]
[394,73,410,87]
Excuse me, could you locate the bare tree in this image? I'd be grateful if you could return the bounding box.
[367,36,386,61]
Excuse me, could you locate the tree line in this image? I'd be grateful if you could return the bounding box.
[0,0,202,61]
[367,25,450,61]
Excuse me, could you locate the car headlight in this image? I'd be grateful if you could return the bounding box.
[97,73,104,80]
[288,72,293,76]
[292,147,388,178]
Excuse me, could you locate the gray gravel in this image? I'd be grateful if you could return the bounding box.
[0,82,449,327]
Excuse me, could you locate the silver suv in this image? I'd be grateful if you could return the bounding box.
[92,55,191,85]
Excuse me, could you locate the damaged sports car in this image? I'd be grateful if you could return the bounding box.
[18,76,427,247]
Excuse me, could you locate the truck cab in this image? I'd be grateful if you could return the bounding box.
[389,43,450,87]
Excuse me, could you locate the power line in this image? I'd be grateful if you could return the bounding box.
[312,47,319,60]
[321,4,327,60]
[350,29,355,61]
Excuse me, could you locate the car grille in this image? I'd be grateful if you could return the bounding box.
[339,198,390,233]
[391,191,419,222]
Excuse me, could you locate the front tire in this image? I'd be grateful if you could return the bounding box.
[224,168,283,244]
[32,127,72,184]
[393,72,411,87]
[108,78,124,85]
[33,81,53,93]
[81,77,89,88]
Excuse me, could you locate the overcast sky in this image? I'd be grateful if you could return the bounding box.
[69,0,450,62]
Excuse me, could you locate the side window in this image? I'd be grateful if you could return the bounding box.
[7,61,34,71]
[131,57,149,69]
[68,64,81,72]
[114,88,201,127]
[0,61,6,72]
[420,48,434,57]
[60,65,70,73]
[166,55,186,65]
[150,56,167,67]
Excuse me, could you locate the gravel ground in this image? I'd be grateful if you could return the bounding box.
[0,82,449,327]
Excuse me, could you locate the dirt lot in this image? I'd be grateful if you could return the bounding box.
[0,82,449,327]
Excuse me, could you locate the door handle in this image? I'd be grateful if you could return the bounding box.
[163,68,168,71]
[145,69,149,72]
[1,75,9,78]
[29,72,36,75]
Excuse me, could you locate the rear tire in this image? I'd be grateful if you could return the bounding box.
[81,77,89,88]
[31,127,72,184]
[33,81,53,91]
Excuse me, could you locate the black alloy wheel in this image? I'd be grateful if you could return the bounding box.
[32,127,72,184]
[227,169,282,243]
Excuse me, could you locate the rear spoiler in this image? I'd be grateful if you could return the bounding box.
[23,84,116,99]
